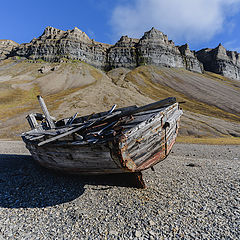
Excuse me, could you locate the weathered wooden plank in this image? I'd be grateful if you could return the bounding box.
[123,104,177,137]
[29,149,120,169]
[73,105,138,124]
[132,123,178,166]
[132,107,167,116]
[120,107,182,168]
[66,112,78,125]
[123,104,180,148]
[26,114,39,130]
[120,97,176,117]
[37,125,86,146]
[37,95,55,129]
[130,134,166,164]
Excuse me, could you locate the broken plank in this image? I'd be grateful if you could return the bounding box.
[37,95,55,129]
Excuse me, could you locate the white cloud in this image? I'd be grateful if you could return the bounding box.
[110,0,240,44]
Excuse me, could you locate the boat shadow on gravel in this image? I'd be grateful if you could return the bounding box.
[0,154,142,209]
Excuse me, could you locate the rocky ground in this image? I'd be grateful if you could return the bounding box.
[0,141,239,239]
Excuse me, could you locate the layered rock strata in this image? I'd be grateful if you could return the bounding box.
[10,26,111,69]
[7,26,202,73]
[0,40,19,60]
[108,36,139,69]
[179,44,203,73]
[108,28,203,73]
[4,26,240,79]
[137,28,184,68]
[196,44,240,80]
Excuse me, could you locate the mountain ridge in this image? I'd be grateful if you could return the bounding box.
[1,26,239,80]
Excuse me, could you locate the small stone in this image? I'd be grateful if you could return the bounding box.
[149,220,155,226]
[109,230,118,235]
[135,230,141,238]
[149,230,155,236]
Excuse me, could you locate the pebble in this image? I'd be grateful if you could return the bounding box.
[149,220,155,226]
[0,142,239,239]
[149,230,155,236]
[109,230,118,235]
[135,230,142,238]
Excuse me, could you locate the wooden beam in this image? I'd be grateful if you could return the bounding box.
[26,114,38,129]
[37,95,55,129]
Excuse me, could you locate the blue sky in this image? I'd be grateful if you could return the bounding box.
[1,0,240,51]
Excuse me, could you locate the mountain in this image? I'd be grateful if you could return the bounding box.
[1,26,240,80]
[1,27,203,74]
[196,44,240,80]
[0,40,19,60]
[0,27,240,143]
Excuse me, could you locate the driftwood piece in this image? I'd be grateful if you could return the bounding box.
[118,97,176,118]
[66,112,78,125]
[37,95,55,129]
[38,123,88,146]
[26,114,38,130]
[92,97,177,125]
[38,105,119,146]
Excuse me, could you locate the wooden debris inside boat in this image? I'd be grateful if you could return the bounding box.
[21,96,183,188]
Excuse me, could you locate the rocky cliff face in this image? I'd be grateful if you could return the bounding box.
[137,28,184,68]
[0,40,19,60]
[6,26,202,73]
[179,44,203,73]
[2,26,240,80]
[108,28,202,73]
[108,36,139,69]
[196,44,240,80]
[10,26,111,69]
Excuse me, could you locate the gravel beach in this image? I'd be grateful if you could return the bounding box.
[0,141,239,239]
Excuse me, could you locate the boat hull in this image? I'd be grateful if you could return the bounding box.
[23,103,182,174]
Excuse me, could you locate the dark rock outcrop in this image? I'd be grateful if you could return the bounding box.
[178,44,203,73]
[196,44,240,80]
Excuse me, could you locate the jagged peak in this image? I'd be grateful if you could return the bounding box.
[178,43,195,57]
[215,43,227,57]
[70,27,85,34]
[139,27,173,46]
[43,26,65,35]
[111,35,139,48]
[66,27,91,42]
[120,35,129,41]
[0,39,19,46]
[118,35,139,43]
[216,43,225,49]
[141,27,165,39]
[179,43,190,50]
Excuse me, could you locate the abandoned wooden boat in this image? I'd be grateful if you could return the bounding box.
[21,96,182,185]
